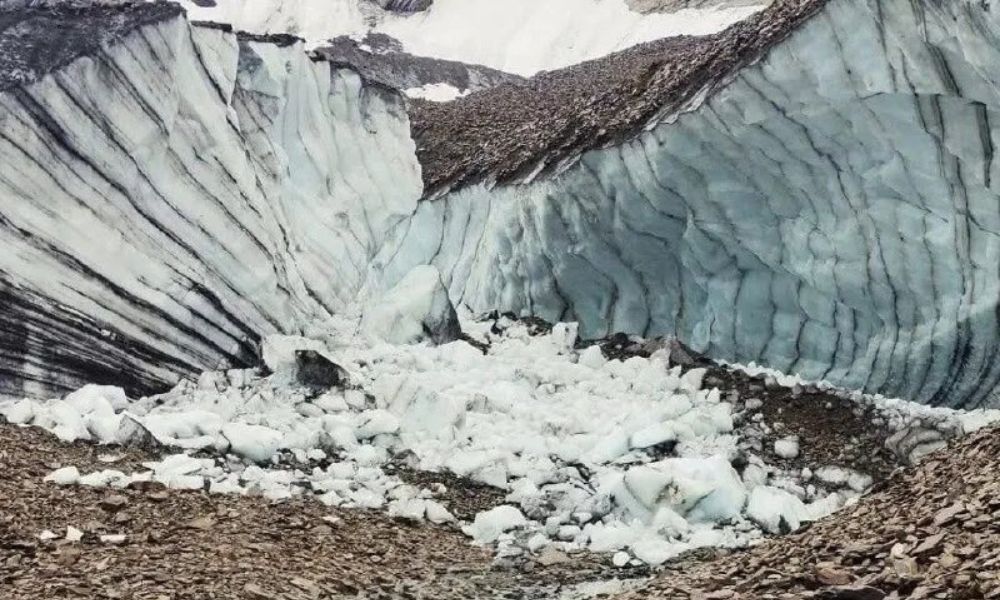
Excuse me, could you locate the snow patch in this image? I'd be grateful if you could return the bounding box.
[404,82,468,102]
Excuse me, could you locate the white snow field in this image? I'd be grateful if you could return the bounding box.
[176,0,767,76]
[6,275,998,566]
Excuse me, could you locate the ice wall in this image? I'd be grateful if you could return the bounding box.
[6,0,1000,411]
[377,0,1000,408]
[0,14,421,398]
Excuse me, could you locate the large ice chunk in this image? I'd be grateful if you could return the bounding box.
[362,266,462,345]
[463,505,528,543]
[746,486,808,534]
[615,456,747,523]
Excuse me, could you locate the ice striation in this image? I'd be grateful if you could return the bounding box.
[377,0,1000,408]
[0,5,420,398]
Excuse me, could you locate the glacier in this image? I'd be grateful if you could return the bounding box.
[0,6,421,398]
[377,0,1000,409]
[3,0,1000,410]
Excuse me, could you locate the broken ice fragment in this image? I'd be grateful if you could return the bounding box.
[463,505,527,544]
[361,266,462,345]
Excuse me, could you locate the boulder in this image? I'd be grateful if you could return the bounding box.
[294,351,348,391]
[115,415,165,451]
[261,335,326,376]
[260,336,348,391]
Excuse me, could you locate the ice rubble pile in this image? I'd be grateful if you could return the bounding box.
[6,317,797,565]
[5,269,991,566]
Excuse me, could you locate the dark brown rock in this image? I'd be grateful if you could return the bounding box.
[410,0,828,196]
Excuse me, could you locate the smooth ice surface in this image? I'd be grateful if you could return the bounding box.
[360,265,462,345]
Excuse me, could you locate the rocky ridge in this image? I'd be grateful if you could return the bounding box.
[316,33,524,97]
[409,0,825,194]
[0,1,183,92]
[627,0,770,14]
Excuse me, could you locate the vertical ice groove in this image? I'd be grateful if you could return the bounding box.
[378,0,1000,408]
[0,15,422,399]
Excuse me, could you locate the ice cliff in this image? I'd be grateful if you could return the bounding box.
[386,0,1000,408]
[0,4,420,398]
[4,0,1000,411]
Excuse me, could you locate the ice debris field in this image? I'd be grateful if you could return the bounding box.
[4,269,999,567]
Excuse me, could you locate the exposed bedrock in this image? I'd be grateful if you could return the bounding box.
[377,0,1000,408]
[0,7,421,398]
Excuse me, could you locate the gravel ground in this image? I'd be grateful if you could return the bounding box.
[3,416,994,599]
[617,425,1000,599]
[0,425,620,600]
[592,334,900,481]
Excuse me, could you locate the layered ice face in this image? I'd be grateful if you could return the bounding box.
[0,14,420,398]
[376,0,1000,408]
